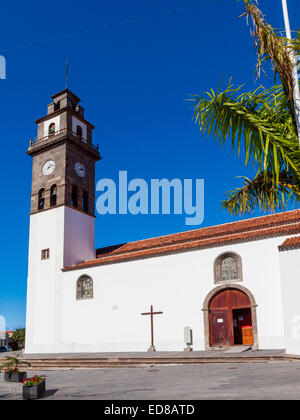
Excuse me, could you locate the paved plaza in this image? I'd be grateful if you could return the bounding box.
[1,361,300,400]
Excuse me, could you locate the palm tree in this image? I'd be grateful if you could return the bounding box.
[11,328,26,350]
[191,0,300,215]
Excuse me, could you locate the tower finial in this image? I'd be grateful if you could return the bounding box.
[65,57,68,89]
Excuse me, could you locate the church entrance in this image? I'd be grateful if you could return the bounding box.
[209,288,253,347]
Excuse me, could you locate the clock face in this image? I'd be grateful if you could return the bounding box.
[42,160,55,176]
[74,162,86,178]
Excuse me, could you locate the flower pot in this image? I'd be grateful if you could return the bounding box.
[4,372,27,383]
[23,381,46,400]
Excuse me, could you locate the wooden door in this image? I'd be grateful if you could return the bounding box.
[210,310,230,346]
[209,289,252,347]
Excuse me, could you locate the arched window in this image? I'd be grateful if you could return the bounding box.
[71,185,78,208]
[76,275,93,300]
[50,184,57,207]
[48,123,55,137]
[82,191,88,212]
[38,188,45,210]
[214,252,243,284]
[76,125,83,139]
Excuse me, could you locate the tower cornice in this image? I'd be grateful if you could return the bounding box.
[51,88,81,103]
[27,129,101,161]
[35,107,95,129]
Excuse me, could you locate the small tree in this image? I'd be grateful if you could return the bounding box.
[11,328,26,350]
[0,356,30,374]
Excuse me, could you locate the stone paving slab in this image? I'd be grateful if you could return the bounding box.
[1,361,300,400]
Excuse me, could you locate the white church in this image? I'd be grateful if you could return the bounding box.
[25,89,300,355]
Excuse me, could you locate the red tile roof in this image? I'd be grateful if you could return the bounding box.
[63,209,300,271]
[278,236,300,251]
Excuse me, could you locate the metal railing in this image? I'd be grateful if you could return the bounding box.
[29,128,99,152]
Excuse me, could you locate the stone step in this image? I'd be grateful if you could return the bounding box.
[19,355,293,370]
[223,346,251,353]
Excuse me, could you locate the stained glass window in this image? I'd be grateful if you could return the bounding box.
[214,252,242,284]
[221,257,238,281]
[77,276,93,300]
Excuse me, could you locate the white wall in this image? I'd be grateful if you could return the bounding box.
[72,116,87,141]
[26,203,295,354]
[43,115,61,137]
[25,206,95,354]
[25,207,64,353]
[58,236,288,353]
[64,207,95,267]
[280,248,300,355]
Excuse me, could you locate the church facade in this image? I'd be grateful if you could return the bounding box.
[25,90,300,355]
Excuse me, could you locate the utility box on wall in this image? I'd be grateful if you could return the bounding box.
[184,326,193,351]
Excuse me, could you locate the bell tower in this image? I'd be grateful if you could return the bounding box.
[25,90,101,353]
[28,89,100,218]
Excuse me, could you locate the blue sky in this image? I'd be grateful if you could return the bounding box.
[0,0,299,328]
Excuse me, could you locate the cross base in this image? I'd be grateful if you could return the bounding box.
[147,345,156,352]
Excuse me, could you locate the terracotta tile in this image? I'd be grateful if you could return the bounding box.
[63,209,300,271]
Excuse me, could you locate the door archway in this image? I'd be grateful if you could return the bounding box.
[202,284,258,350]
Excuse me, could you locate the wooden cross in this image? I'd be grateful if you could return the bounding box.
[141,305,163,352]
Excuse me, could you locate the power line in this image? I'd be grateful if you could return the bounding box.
[0,0,222,54]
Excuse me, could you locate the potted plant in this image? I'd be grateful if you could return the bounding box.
[0,356,30,382]
[22,375,46,400]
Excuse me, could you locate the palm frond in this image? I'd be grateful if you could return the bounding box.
[222,170,300,215]
[241,0,300,124]
[189,1,300,216]
[190,82,300,184]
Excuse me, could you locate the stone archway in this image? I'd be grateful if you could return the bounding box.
[202,284,258,350]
